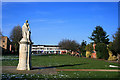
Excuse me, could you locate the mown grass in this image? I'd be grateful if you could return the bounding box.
[2,54,120,79]
[2,54,119,69]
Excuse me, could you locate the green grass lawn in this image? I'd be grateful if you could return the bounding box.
[2,54,120,79]
[2,54,119,69]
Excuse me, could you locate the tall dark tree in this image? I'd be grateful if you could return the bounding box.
[95,43,109,60]
[10,25,22,53]
[81,40,87,46]
[112,27,120,63]
[89,26,109,44]
[78,40,87,57]
[58,39,80,51]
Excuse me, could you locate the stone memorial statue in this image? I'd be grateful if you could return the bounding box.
[17,20,32,70]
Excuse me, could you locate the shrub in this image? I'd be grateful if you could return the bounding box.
[95,43,109,60]
[85,44,93,58]
[85,44,93,52]
[107,42,117,61]
[108,42,117,56]
[81,51,86,57]
[108,53,117,61]
[67,52,71,55]
[86,51,91,58]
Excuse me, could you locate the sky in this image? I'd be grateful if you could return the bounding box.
[1,0,120,2]
[2,2,118,45]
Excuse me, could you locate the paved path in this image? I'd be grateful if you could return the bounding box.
[2,66,120,75]
[56,69,120,72]
[2,66,57,75]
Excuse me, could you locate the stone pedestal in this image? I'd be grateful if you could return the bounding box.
[17,38,32,70]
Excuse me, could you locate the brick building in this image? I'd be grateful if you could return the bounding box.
[0,36,12,54]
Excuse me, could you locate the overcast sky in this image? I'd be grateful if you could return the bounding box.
[2,2,118,45]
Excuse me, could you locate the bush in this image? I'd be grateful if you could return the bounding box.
[86,51,91,58]
[81,52,86,57]
[108,42,117,61]
[67,52,71,55]
[108,42,117,56]
[85,44,93,52]
[85,44,93,58]
[95,43,109,60]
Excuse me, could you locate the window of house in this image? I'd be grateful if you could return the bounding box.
[3,40,5,43]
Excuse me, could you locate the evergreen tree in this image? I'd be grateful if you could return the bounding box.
[95,43,109,60]
[78,40,87,57]
[112,27,120,63]
[89,26,109,44]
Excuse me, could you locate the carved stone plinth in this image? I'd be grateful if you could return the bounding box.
[17,38,32,70]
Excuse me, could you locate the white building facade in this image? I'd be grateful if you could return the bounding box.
[32,45,67,54]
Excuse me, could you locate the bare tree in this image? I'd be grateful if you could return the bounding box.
[10,25,22,53]
[58,39,80,51]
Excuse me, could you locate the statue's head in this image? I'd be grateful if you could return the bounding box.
[26,20,28,23]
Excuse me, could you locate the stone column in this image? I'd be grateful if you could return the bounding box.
[17,38,28,70]
[17,38,33,70]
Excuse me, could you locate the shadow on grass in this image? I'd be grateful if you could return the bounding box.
[32,63,88,70]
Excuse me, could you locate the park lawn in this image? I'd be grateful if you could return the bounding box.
[2,54,120,69]
[57,71,120,78]
[2,54,120,79]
